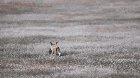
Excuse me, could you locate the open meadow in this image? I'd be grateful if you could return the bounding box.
[0,0,140,78]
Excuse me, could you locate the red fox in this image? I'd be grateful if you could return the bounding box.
[49,42,61,56]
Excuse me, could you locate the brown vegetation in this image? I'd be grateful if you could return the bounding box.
[0,2,51,14]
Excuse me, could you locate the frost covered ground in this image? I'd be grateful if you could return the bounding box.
[0,0,140,78]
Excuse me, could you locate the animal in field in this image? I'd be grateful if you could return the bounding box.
[49,41,61,56]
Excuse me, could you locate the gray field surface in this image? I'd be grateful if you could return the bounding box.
[0,0,140,78]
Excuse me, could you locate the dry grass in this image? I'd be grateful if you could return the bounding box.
[0,0,140,78]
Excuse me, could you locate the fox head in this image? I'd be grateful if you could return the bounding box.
[49,41,61,56]
[50,42,58,46]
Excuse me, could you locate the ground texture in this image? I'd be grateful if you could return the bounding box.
[0,0,140,78]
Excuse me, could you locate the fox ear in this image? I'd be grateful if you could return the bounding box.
[50,42,53,45]
[56,42,58,44]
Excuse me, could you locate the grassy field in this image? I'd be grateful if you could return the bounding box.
[0,0,140,78]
